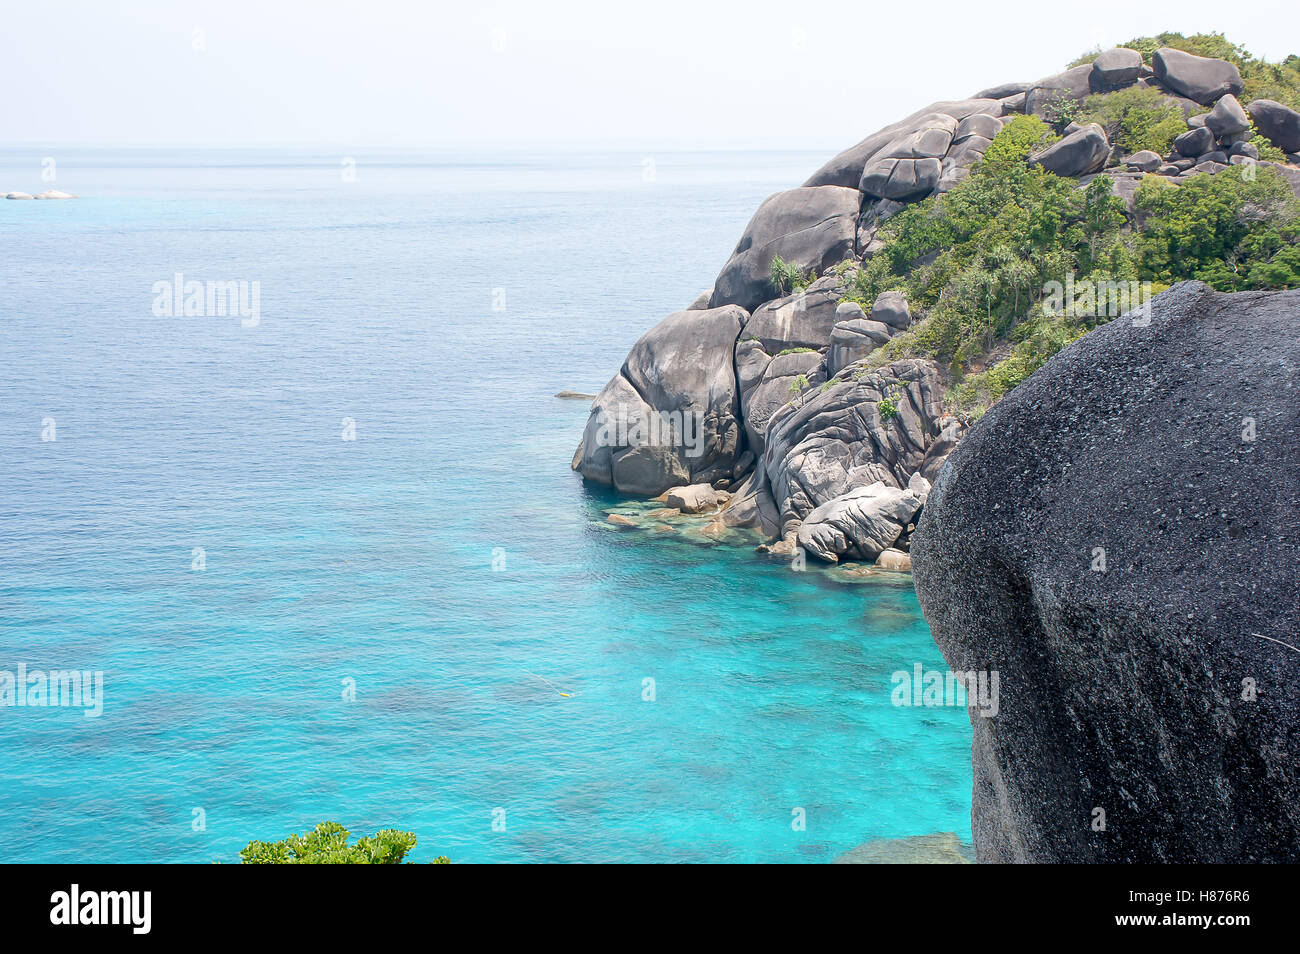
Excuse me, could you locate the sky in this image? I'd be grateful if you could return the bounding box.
[4,0,1299,149]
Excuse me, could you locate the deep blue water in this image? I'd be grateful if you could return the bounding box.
[0,147,971,862]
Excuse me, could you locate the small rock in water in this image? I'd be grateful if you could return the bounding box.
[33,189,76,199]
[606,513,636,527]
[555,390,596,400]
[874,548,912,572]
[5,192,34,200]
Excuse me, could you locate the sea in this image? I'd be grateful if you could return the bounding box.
[0,146,971,862]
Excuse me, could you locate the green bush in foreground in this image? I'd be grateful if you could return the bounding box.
[239,821,449,864]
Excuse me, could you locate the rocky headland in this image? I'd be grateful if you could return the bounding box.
[574,34,1300,573]
[572,32,1300,861]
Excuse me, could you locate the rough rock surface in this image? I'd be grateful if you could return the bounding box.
[797,481,922,563]
[1024,65,1093,118]
[1204,93,1249,138]
[1090,48,1143,91]
[912,282,1300,862]
[1028,124,1109,177]
[576,305,746,495]
[665,483,728,514]
[763,359,947,540]
[709,186,859,312]
[1249,99,1300,153]
[804,99,1002,189]
[1152,47,1245,104]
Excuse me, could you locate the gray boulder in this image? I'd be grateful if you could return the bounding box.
[719,467,780,537]
[1126,150,1162,172]
[827,314,893,377]
[974,82,1032,99]
[860,157,943,201]
[912,281,1300,862]
[796,481,922,563]
[1228,141,1259,159]
[1204,94,1250,138]
[1025,65,1093,118]
[665,483,727,514]
[1174,125,1214,157]
[1151,47,1244,105]
[709,187,858,312]
[1089,48,1143,91]
[762,359,947,539]
[741,274,847,355]
[741,349,824,454]
[804,99,1002,189]
[1027,123,1109,177]
[1248,99,1300,153]
[954,113,1004,142]
[871,290,911,329]
[575,305,746,495]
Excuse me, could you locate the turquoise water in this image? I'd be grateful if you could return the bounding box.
[0,148,971,862]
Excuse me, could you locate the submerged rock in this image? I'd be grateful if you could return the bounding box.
[912,282,1300,863]
[664,483,728,514]
[834,832,973,863]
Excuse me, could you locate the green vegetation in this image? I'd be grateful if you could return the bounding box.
[1071,33,1300,111]
[239,821,449,864]
[845,109,1299,420]
[1134,170,1299,288]
[776,346,815,356]
[1078,86,1188,155]
[770,254,813,296]
[982,115,1057,167]
[1040,93,1083,134]
[878,395,899,422]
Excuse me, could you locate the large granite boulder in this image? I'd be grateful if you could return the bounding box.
[912,281,1300,863]
[575,305,746,495]
[804,99,1002,189]
[1174,125,1215,157]
[762,358,947,539]
[860,156,943,201]
[1151,47,1244,105]
[740,349,824,454]
[1204,94,1250,138]
[796,481,922,563]
[1027,123,1109,177]
[1025,65,1093,118]
[827,312,893,377]
[709,187,858,312]
[1089,48,1143,91]
[1249,99,1300,154]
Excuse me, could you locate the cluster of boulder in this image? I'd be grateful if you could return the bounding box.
[572,44,1300,573]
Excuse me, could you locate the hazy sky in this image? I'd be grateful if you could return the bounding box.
[5,1,1298,149]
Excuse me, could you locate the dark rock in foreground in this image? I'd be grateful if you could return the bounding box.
[912,282,1300,862]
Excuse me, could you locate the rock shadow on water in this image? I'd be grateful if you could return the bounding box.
[833,832,974,864]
